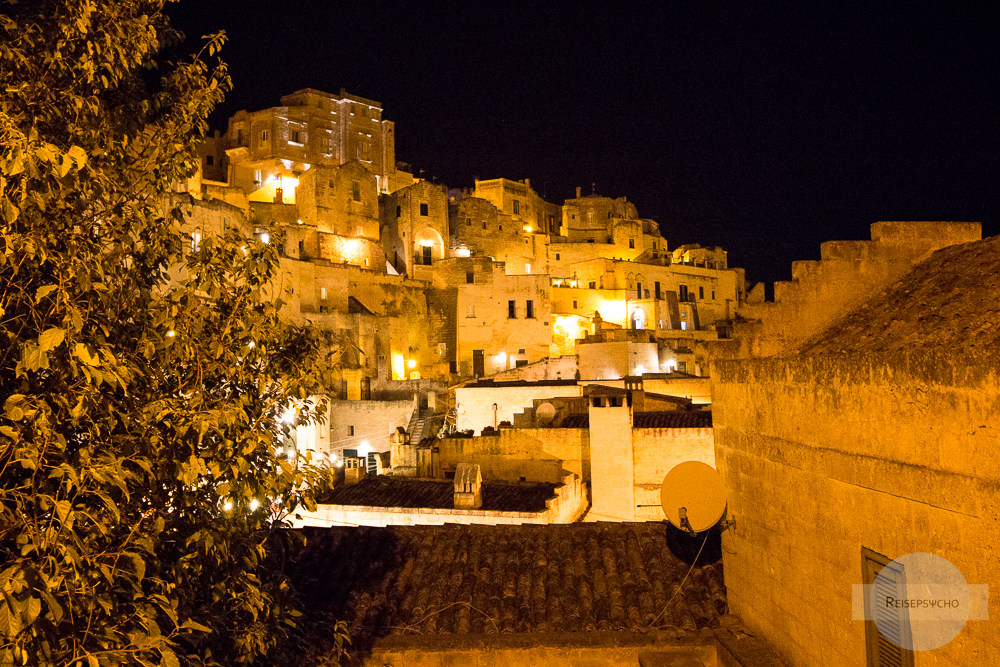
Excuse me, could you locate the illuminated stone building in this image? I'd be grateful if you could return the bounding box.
[187,87,746,467]
[216,88,407,195]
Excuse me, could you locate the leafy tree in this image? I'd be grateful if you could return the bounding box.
[0,1,340,664]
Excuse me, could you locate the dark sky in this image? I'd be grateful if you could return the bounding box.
[169,1,1000,286]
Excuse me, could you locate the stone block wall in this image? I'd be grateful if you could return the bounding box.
[712,351,1000,665]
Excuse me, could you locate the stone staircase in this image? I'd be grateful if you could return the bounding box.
[406,406,433,443]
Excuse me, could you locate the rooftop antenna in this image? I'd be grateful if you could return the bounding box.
[660,461,729,535]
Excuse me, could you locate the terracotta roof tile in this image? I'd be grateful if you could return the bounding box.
[559,411,712,429]
[290,523,725,653]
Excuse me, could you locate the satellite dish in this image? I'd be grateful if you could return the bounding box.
[536,402,556,425]
[660,461,726,533]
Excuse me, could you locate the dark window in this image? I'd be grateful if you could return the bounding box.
[515,359,528,368]
[678,362,687,373]
[449,360,457,374]
[396,205,401,217]
[420,203,429,216]
[555,253,560,260]
[636,283,642,300]
[351,180,361,201]
[587,238,595,243]
[699,286,705,300]
[205,155,214,166]
[513,200,520,214]
[466,217,471,226]
[292,130,301,143]
[629,238,635,248]
[679,284,689,301]
[348,425,354,436]
[236,129,244,144]
[526,300,534,318]
[472,350,485,377]
[518,348,526,354]
[712,290,716,300]
[573,300,578,308]
[466,271,474,283]
[655,282,661,299]
[508,300,516,318]
[482,220,487,229]
[422,245,432,265]
[589,281,596,289]
[298,240,304,254]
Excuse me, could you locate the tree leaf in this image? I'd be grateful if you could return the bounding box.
[38,327,65,353]
[74,342,100,366]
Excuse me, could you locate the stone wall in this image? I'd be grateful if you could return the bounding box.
[437,428,590,484]
[632,427,716,521]
[489,355,579,382]
[729,221,981,357]
[324,397,415,455]
[454,384,583,435]
[712,351,1000,665]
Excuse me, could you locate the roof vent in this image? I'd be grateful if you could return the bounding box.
[454,462,483,509]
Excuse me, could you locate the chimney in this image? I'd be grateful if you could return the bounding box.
[454,462,483,509]
[575,186,582,198]
[343,456,368,485]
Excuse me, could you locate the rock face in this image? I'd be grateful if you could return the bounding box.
[801,234,1000,356]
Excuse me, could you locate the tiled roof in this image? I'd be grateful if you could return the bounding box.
[558,411,713,429]
[462,378,579,388]
[317,476,556,512]
[634,411,713,428]
[290,523,725,651]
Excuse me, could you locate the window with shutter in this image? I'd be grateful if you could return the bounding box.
[862,547,914,667]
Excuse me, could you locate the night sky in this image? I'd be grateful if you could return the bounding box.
[169,1,1000,286]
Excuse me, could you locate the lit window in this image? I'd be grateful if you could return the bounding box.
[320,287,327,300]
[467,304,475,318]
[253,169,262,184]
[681,321,687,330]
